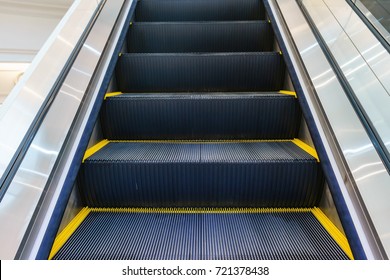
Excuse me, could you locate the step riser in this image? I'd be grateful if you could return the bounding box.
[127,22,273,53]
[116,53,285,92]
[79,162,323,208]
[135,0,264,22]
[101,94,301,140]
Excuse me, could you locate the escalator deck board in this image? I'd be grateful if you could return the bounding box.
[52,208,350,260]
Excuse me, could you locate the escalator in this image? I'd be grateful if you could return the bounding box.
[48,0,353,260]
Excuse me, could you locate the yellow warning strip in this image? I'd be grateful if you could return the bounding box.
[110,139,292,144]
[279,90,297,98]
[48,207,91,260]
[104,91,123,100]
[292,138,319,162]
[311,207,354,260]
[51,207,353,259]
[91,207,312,214]
[82,139,320,162]
[82,139,110,162]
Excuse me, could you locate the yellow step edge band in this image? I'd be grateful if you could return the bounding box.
[82,140,319,162]
[50,207,353,260]
[110,139,292,144]
[311,207,354,260]
[292,138,319,162]
[279,90,297,98]
[90,207,312,214]
[104,91,123,100]
[48,207,91,260]
[82,139,109,162]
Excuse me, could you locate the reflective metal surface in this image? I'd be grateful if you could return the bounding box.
[271,0,390,258]
[299,0,390,257]
[352,0,390,43]
[20,0,133,260]
[302,0,390,158]
[0,0,126,259]
[0,0,100,184]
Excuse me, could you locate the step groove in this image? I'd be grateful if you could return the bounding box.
[127,21,273,53]
[78,142,324,208]
[101,93,301,140]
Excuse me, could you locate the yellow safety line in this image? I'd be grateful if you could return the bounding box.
[82,139,110,162]
[292,138,319,162]
[110,139,292,144]
[48,207,91,260]
[82,140,320,163]
[90,207,312,214]
[104,91,123,100]
[279,90,297,98]
[50,207,353,260]
[311,207,354,260]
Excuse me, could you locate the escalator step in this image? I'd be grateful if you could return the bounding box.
[52,208,349,260]
[134,0,264,22]
[101,92,300,140]
[78,141,324,207]
[127,21,273,53]
[116,52,285,92]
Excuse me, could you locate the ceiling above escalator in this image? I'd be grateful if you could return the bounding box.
[0,0,74,104]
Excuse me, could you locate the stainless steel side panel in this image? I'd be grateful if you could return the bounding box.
[0,0,100,182]
[353,0,390,43]
[302,0,390,158]
[299,0,390,257]
[272,0,390,258]
[0,0,127,260]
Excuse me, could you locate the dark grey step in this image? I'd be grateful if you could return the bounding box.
[53,210,348,260]
[127,21,273,53]
[135,0,265,22]
[101,92,300,140]
[116,52,285,92]
[78,141,324,208]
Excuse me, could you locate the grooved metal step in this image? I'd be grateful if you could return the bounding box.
[127,21,273,53]
[101,92,301,140]
[52,208,350,260]
[78,141,324,208]
[134,0,264,22]
[116,52,285,92]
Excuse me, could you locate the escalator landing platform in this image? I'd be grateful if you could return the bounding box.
[50,207,352,260]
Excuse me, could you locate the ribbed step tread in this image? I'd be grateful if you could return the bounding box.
[52,210,349,260]
[135,0,264,22]
[101,92,300,140]
[127,21,273,53]
[116,53,285,92]
[78,141,324,207]
[86,141,314,162]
